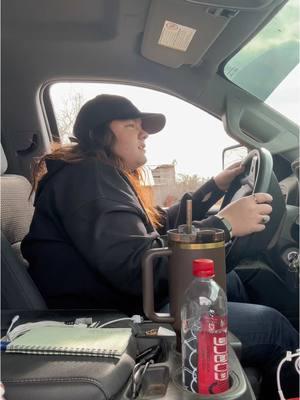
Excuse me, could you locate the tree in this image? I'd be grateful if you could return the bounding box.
[177,173,206,191]
[160,173,208,205]
[55,90,85,141]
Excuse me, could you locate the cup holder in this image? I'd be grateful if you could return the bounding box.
[139,366,170,398]
[172,368,240,398]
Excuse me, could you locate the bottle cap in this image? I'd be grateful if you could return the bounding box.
[192,259,215,278]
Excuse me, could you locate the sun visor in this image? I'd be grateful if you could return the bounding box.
[141,0,239,68]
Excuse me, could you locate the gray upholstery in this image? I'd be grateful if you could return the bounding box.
[1,174,34,245]
[1,144,47,310]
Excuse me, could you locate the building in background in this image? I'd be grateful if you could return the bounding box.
[150,164,177,206]
[152,164,176,186]
[146,164,207,207]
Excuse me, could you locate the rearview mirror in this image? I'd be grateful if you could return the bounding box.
[222,145,248,169]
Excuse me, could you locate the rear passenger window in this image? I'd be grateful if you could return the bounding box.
[49,82,238,206]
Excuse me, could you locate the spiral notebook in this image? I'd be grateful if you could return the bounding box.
[6,326,132,358]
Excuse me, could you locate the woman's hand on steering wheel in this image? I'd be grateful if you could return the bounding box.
[217,193,273,237]
[214,162,245,191]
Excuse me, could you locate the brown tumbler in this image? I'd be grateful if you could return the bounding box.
[142,227,226,332]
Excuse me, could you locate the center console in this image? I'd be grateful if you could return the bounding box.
[1,310,257,400]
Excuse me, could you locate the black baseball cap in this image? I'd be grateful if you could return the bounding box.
[73,94,166,144]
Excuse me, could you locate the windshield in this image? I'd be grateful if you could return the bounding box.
[224,0,300,125]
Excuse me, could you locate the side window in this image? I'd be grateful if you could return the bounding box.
[49,83,238,206]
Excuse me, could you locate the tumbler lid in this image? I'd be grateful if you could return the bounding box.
[167,227,224,244]
[193,259,215,278]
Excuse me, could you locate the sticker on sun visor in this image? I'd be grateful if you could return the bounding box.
[158,20,196,52]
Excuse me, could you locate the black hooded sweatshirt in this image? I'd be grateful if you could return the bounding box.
[21,158,228,314]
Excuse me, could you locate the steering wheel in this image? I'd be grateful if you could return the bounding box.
[220,148,286,268]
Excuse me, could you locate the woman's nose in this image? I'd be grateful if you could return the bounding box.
[140,128,149,139]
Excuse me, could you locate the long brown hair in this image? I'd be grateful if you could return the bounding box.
[31,124,162,228]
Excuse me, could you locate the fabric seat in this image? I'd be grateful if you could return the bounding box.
[1,144,47,310]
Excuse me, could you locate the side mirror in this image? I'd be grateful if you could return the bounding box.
[222,145,248,169]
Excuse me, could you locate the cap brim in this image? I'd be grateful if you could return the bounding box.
[140,113,166,134]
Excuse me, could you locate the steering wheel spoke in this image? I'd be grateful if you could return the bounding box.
[231,184,252,202]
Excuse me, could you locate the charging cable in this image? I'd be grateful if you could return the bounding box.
[96,315,144,328]
[4,315,144,342]
[277,349,300,400]
[5,316,93,342]
[5,315,20,339]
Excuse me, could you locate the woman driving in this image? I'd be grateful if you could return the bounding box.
[22,94,298,399]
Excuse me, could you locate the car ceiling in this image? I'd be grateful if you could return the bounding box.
[2,0,298,175]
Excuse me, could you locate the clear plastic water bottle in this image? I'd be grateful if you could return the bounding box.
[181,258,229,394]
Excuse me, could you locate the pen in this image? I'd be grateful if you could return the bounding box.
[0,341,10,351]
